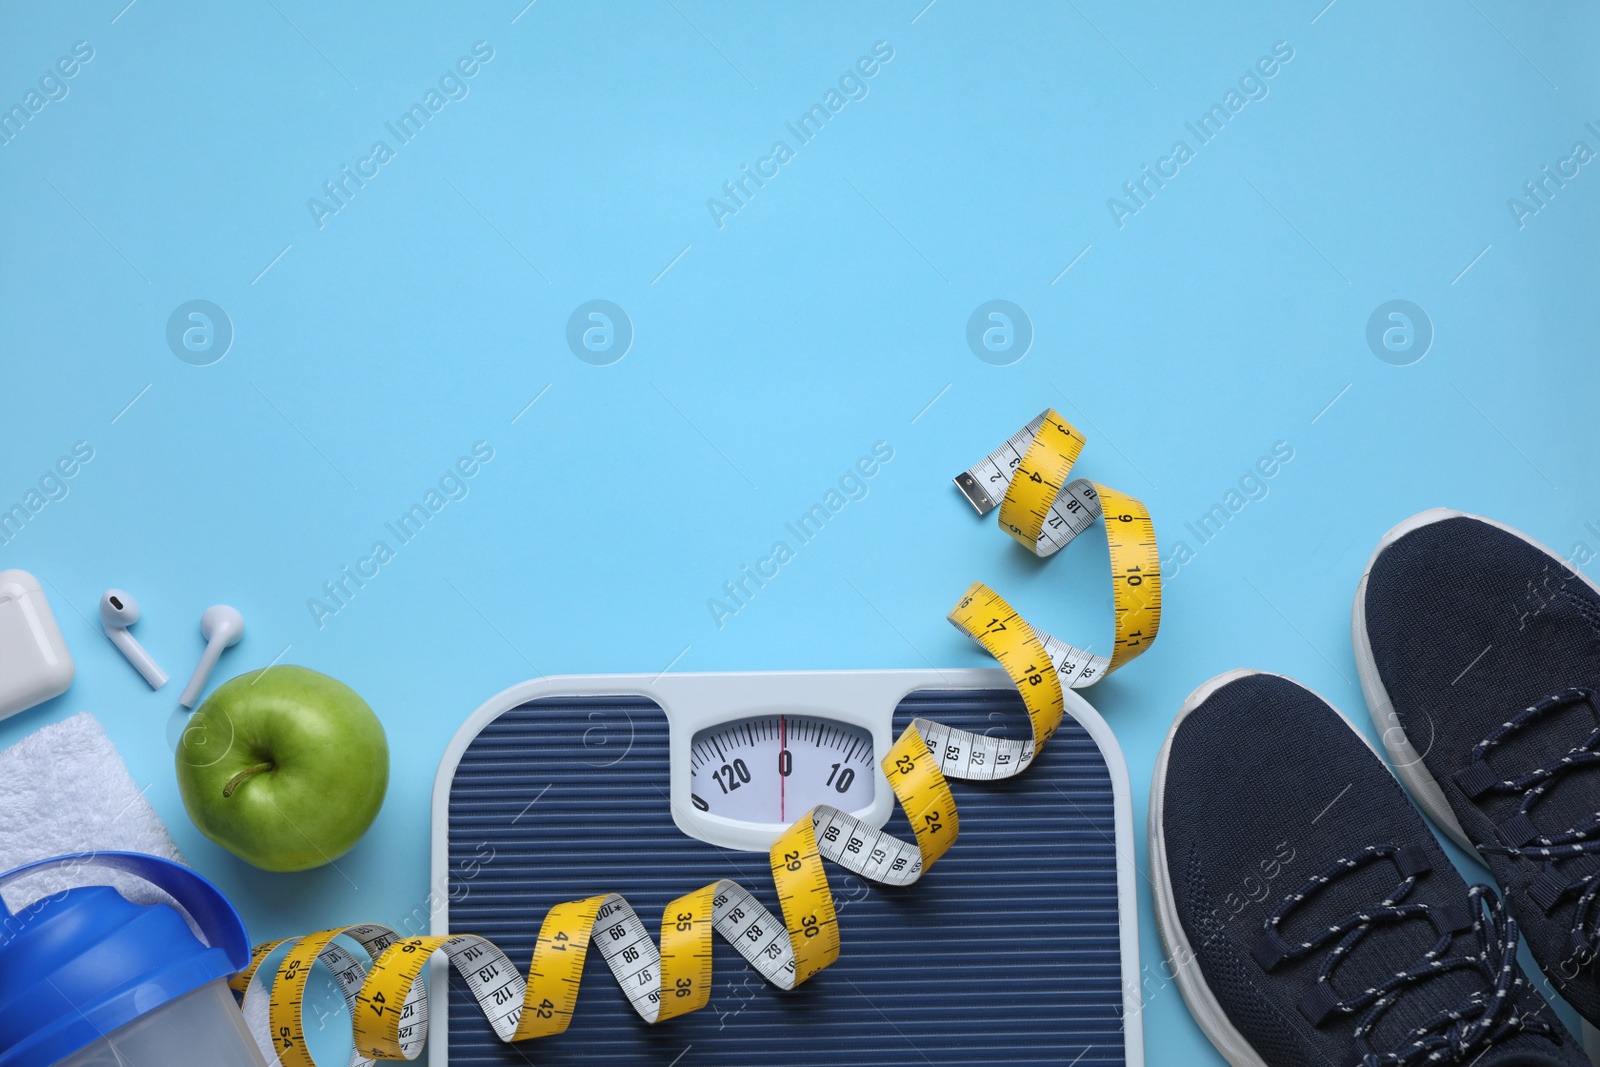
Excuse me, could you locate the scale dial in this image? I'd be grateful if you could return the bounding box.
[689,714,875,826]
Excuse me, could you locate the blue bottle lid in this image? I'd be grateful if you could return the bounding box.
[0,852,252,1067]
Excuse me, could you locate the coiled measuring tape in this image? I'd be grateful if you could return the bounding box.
[951,407,1161,691]
[232,406,1160,1066]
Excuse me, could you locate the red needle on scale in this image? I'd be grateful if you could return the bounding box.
[779,714,787,823]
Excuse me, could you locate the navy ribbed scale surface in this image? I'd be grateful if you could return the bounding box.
[444,688,1128,1065]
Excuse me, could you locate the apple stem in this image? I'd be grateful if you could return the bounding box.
[222,762,274,798]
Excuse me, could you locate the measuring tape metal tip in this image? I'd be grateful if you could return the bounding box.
[952,472,997,515]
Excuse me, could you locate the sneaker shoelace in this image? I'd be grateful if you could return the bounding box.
[1251,843,1549,1066]
[1458,686,1600,970]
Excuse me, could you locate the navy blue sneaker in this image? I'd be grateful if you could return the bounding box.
[1357,509,1600,1024]
[1152,670,1582,1066]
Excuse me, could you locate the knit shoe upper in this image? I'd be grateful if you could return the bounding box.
[1360,512,1600,1024]
[1156,671,1582,1067]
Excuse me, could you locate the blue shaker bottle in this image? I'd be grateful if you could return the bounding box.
[0,851,267,1067]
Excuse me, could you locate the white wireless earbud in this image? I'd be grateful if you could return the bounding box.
[99,589,168,690]
[179,605,245,708]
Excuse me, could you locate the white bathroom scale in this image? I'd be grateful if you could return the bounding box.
[431,668,1143,1065]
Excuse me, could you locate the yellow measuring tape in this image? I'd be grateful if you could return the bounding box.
[950,407,1162,691]
[231,407,1160,1065]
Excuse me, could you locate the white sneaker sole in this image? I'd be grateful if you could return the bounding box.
[1148,668,1389,1067]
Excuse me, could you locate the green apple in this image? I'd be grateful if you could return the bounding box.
[176,665,388,872]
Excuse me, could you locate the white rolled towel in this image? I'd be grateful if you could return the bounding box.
[0,712,183,912]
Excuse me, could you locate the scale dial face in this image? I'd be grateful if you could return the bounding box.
[689,714,875,826]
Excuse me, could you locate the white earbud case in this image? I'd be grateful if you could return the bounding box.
[0,569,75,720]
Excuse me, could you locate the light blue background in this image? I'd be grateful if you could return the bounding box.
[3,1,1598,1063]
